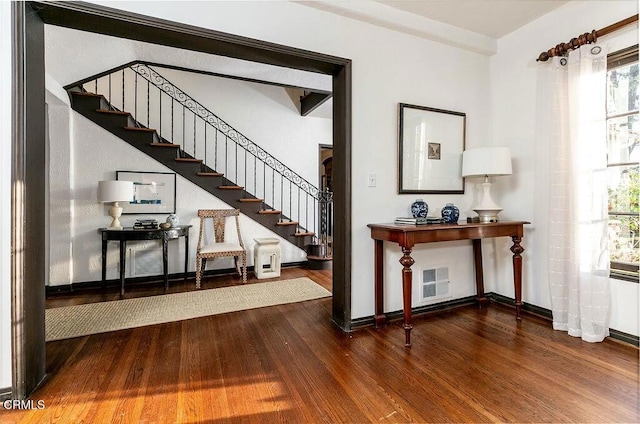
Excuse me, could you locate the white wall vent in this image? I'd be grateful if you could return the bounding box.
[418,266,451,304]
[127,243,162,277]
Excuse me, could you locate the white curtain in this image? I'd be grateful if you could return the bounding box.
[536,45,610,342]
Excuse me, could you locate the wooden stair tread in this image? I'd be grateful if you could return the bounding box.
[295,232,315,237]
[197,172,223,177]
[96,109,130,116]
[239,198,263,203]
[70,91,103,98]
[277,221,299,226]
[175,157,202,163]
[124,126,156,132]
[258,210,281,214]
[218,185,243,190]
[151,142,180,148]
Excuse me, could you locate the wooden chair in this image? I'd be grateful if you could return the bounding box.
[195,209,247,288]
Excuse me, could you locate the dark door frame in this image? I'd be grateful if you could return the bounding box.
[12,1,352,398]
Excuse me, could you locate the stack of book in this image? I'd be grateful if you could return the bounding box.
[394,217,446,225]
[134,219,158,229]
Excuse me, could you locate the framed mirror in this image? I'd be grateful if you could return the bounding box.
[398,103,466,194]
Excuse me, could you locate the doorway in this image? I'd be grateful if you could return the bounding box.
[12,0,351,398]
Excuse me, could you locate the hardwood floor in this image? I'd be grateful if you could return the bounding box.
[3,268,638,423]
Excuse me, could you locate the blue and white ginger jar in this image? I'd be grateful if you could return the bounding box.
[410,199,428,218]
[441,203,460,224]
[166,214,179,227]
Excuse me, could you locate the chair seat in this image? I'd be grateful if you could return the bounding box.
[199,242,244,255]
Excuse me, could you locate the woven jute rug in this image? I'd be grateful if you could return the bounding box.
[45,277,331,341]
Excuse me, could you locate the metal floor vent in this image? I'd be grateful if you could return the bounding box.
[420,266,451,303]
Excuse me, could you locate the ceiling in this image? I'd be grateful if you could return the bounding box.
[375,0,568,39]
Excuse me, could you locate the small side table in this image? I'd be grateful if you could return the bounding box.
[253,238,281,279]
[99,225,192,296]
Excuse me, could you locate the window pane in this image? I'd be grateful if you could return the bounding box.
[608,214,640,266]
[607,114,639,163]
[607,63,639,116]
[608,165,639,213]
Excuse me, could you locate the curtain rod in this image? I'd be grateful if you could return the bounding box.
[536,14,638,62]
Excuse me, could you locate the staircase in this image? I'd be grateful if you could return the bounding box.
[65,62,328,251]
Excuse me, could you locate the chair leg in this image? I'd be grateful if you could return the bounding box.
[241,253,247,284]
[234,256,241,277]
[195,256,202,289]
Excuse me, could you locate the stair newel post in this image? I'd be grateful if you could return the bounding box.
[318,189,333,258]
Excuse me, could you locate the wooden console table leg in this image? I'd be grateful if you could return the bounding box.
[511,235,525,320]
[374,239,386,327]
[400,246,415,347]
[472,239,489,308]
[162,237,169,292]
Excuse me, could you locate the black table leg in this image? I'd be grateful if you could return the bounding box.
[101,239,107,290]
[184,229,190,283]
[119,240,126,297]
[163,237,169,292]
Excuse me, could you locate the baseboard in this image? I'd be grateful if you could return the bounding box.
[489,293,639,347]
[352,292,639,348]
[0,387,11,401]
[46,261,307,295]
[350,295,478,329]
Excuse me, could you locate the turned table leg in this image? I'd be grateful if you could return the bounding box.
[400,246,415,347]
[511,235,525,320]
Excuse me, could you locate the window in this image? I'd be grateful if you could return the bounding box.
[606,45,639,281]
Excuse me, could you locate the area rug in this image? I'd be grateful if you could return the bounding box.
[45,277,331,341]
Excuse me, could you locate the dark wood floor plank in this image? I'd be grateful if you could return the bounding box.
[2,268,637,423]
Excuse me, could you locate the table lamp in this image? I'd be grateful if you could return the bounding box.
[461,147,512,223]
[98,180,134,229]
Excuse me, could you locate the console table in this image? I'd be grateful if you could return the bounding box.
[368,221,529,347]
[99,225,192,296]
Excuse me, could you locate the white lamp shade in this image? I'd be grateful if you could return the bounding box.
[462,147,512,177]
[97,180,134,203]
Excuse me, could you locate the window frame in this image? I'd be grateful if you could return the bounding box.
[606,44,639,282]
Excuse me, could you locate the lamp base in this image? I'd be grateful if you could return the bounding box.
[108,203,124,230]
[473,209,502,223]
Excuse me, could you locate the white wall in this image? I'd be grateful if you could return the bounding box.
[86,0,493,318]
[490,0,639,336]
[0,0,12,391]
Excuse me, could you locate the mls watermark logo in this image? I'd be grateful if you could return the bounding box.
[2,399,45,410]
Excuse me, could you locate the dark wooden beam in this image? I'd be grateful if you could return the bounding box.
[30,1,349,74]
[301,92,332,116]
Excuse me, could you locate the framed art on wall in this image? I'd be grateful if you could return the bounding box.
[398,103,466,194]
[116,170,176,214]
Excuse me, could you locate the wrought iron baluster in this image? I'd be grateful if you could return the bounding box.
[182,106,185,148]
[171,98,174,143]
[121,69,125,111]
[146,80,150,128]
[204,125,207,167]
[193,112,196,157]
[159,90,162,139]
[108,73,112,105]
[243,150,247,198]
[134,71,138,122]
[214,130,218,171]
